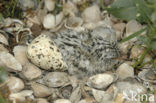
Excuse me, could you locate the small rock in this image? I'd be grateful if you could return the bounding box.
[138,69,156,83]
[9,90,33,102]
[63,1,78,16]
[43,13,63,29]
[118,42,133,54]
[70,86,81,103]
[114,93,125,103]
[54,99,71,103]
[125,20,143,42]
[87,73,116,89]
[19,0,35,10]
[65,16,83,30]
[44,0,55,11]
[37,98,49,103]
[78,99,88,103]
[130,45,152,64]
[0,44,8,53]
[22,62,42,80]
[44,72,69,87]
[115,78,147,98]
[92,89,113,103]
[43,14,55,29]
[82,5,101,23]
[124,100,138,103]
[27,34,67,70]
[130,45,144,59]
[61,85,72,99]
[0,33,8,45]
[116,63,134,80]
[78,99,94,103]
[31,82,52,97]
[113,23,126,40]
[0,52,22,71]
[13,45,29,65]
[7,76,24,93]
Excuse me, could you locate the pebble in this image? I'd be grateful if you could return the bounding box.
[37,98,49,103]
[115,78,147,98]
[65,16,83,29]
[9,90,33,102]
[113,23,126,40]
[31,82,52,97]
[44,72,69,87]
[138,69,156,83]
[130,45,152,64]
[125,20,143,42]
[54,99,71,103]
[82,5,101,23]
[7,76,25,93]
[27,34,67,70]
[116,63,134,80]
[118,42,133,55]
[78,99,93,103]
[0,33,8,45]
[63,1,78,16]
[87,73,116,89]
[0,52,22,71]
[22,62,42,80]
[44,0,55,11]
[70,86,81,103]
[0,44,9,53]
[43,12,63,29]
[13,45,29,65]
[43,14,56,29]
[18,0,35,10]
[130,45,144,59]
[78,99,88,103]
[92,89,113,103]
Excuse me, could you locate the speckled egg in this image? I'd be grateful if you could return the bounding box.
[27,34,67,70]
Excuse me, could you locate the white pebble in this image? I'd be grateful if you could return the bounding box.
[87,73,115,89]
[37,98,49,103]
[0,33,8,45]
[22,62,42,80]
[92,89,113,103]
[118,42,132,54]
[115,78,147,97]
[113,23,126,40]
[43,13,63,29]
[0,44,9,53]
[54,99,71,103]
[7,76,24,93]
[55,12,64,26]
[31,83,52,97]
[63,1,78,16]
[44,0,55,11]
[10,90,33,102]
[130,45,144,59]
[82,5,101,23]
[43,14,55,29]
[13,45,29,65]
[125,20,143,42]
[0,52,22,71]
[44,72,69,87]
[116,63,134,80]
[19,0,34,10]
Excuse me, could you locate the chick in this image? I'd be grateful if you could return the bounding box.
[51,26,120,77]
